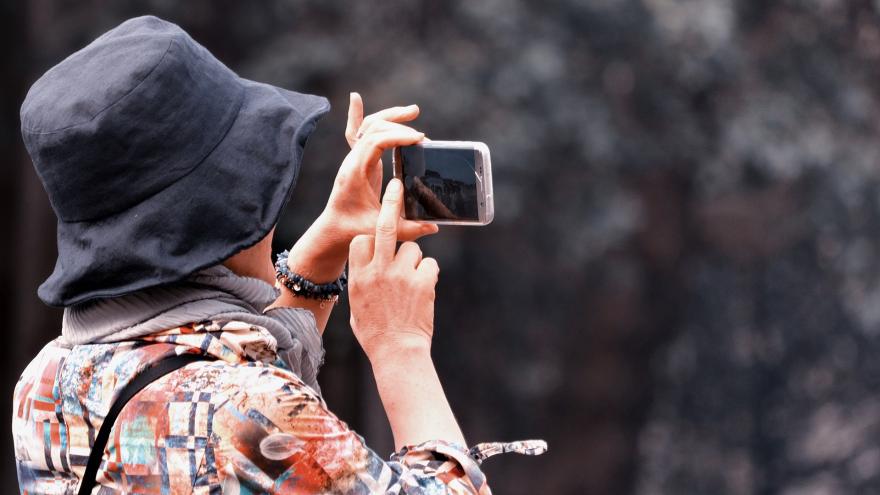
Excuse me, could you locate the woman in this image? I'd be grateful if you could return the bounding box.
[12,15,543,495]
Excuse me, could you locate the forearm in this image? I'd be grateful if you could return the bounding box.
[369,339,466,450]
[266,212,348,332]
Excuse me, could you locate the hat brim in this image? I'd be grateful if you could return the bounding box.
[39,79,330,307]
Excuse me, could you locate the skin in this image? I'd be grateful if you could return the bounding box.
[223,93,465,449]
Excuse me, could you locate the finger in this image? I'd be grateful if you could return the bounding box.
[345,92,364,147]
[356,119,423,144]
[397,220,439,241]
[369,104,420,123]
[358,105,419,137]
[349,234,375,269]
[374,179,404,263]
[353,127,425,173]
[396,241,423,268]
[416,257,440,285]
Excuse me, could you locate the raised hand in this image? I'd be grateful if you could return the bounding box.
[347,178,440,359]
[321,93,438,246]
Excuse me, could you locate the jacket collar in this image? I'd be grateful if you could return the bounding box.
[61,264,324,394]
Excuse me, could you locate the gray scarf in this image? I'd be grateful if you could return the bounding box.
[61,265,324,394]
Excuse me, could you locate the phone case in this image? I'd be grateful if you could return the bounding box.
[393,141,494,226]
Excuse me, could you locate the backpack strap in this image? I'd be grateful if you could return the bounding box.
[78,352,209,495]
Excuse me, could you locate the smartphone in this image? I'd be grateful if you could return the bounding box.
[392,141,494,225]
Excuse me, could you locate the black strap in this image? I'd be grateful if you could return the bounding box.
[78,353,208,495]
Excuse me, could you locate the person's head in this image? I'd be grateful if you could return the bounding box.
[20,16,329,306]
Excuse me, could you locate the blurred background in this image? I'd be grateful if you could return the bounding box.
[4,1,880,493]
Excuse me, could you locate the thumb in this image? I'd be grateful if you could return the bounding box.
[398,220,439,241]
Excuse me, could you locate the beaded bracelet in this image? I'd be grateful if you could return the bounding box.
[274,250,348,307]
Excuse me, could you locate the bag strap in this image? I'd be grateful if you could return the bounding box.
[78,352,208,495]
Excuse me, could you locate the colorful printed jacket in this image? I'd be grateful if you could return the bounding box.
[13,320,546,494]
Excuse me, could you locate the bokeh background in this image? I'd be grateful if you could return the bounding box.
[4,1,880,494]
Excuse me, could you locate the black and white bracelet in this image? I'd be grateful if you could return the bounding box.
[274,250,347,305]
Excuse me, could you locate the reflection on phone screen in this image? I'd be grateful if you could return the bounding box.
[399,146,480,221]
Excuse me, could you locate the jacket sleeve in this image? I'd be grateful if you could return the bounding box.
[205,362,492,494]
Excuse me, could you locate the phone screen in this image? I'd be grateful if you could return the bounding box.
[398,145,480,221]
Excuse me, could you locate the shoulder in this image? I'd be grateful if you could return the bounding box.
[132,358,323,412]
[173,361,378,493]
[110,358,332,492]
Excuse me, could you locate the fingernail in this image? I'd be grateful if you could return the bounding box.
[387,179,402,193]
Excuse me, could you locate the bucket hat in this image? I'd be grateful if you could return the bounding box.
[21,16,330,307]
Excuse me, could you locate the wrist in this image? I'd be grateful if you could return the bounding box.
[315,208,359,252]
[285,212,350,282]
[309,210,352,259]
[275,250,346,301]
[366,333,432,368]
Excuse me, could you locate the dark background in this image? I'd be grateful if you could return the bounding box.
[5,1,880,494]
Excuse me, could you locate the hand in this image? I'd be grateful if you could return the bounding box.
[320,93,438,253]
[348,178,440,360]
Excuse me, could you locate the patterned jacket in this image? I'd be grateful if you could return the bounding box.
[13,319,545,494]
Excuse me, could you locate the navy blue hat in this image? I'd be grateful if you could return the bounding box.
[20,16,330,306]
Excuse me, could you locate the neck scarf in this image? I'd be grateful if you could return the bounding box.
[61,265,324,393]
